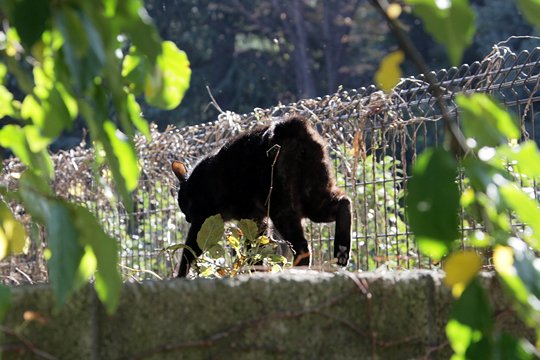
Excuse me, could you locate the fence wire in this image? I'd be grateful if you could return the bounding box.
[1,39,540,283]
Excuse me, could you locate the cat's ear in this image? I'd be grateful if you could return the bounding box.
[171,161,188,182]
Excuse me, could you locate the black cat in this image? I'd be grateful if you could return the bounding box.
[172,116,352,277]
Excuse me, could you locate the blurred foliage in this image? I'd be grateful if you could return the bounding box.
[0,0,190,315]
[400,0,540,358]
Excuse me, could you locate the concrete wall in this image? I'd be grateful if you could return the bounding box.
[0,271,531,359]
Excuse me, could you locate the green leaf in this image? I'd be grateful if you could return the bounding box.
[0,63,7,83]
[31,86,74,140]
[462,156,505,193]
[197,214,224,251]
[406,148,459,259]
[54,7,105,92]
[0,86,17,118]
[0,125,54,179]
[238,219,259,241]
[19,183,84,306]
[122,46,147,95]
[405,0,475,65]
[145,41,191,110]
[458,94,519,148]
[510,239,540,302]
[117,0,162,63]
[499,183,540,251]
[516,0,540,28]
[73,207,121,314]
[0,285,12,321]
[493,333,536,360]
[495,241,540,330]
[103,121,139,192]
[497,141,540,179]
[126,93,150,138]
[19,174,120,312]
[8,0,51,48]
[446,279,493,357]
[80,91,135,211]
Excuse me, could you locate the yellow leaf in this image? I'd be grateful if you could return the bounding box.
[375,50,404,93]
[0,230,8,260]
[227,235,241,250]
[258,235,270,245]
[387,3,402,19]
[443,250,482,298]
[493,245,514,276]
[0,201,27,260]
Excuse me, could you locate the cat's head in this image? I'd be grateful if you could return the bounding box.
[171,161,193,222]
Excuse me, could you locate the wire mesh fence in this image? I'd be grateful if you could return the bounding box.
[1,39,540,283]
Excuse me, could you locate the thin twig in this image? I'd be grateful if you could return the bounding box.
[0,325,58,360]
[265,144,281,218]
[368,0,469,156]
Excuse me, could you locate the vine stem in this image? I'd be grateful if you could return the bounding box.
[368,0,469,157]
[0,325,58,360]
[265,144,281,219]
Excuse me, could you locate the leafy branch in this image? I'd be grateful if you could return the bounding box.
[0,0,191,315]
[371,0,540,358]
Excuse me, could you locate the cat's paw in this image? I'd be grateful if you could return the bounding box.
[336,245,349,266]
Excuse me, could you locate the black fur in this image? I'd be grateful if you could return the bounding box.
[172,116,352,277]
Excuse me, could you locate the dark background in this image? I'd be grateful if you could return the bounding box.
[141,0,535,127]
[3,0,538,150]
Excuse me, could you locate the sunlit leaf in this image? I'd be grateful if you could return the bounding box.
[516,0,540,28]
[443,250,482,298]
[118,0,162,63]
[145,41,191,110]
[509,238,540,301]
[122,47,147,95]
[75,247,97,286]
[387,3,402,19]
[493,245,514,277]
[0,200,27,260]
[126,93,150,138]
[497,141,540,179]
[446,279,493,358]
[19,182,84,306]
[375,50,404,92]
[79,92,133,210]
[103,121,139,192]
[499,183,540,251]
[0,86,17,118]
[458,94,519,148]
[197,214,224,251]
[496,238,540,330]
[406,148,459,259]
[405,0,475,66]
[73,207,121,314]
[0,125,54,179]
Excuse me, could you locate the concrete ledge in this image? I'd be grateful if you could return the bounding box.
[0,271,531,359]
